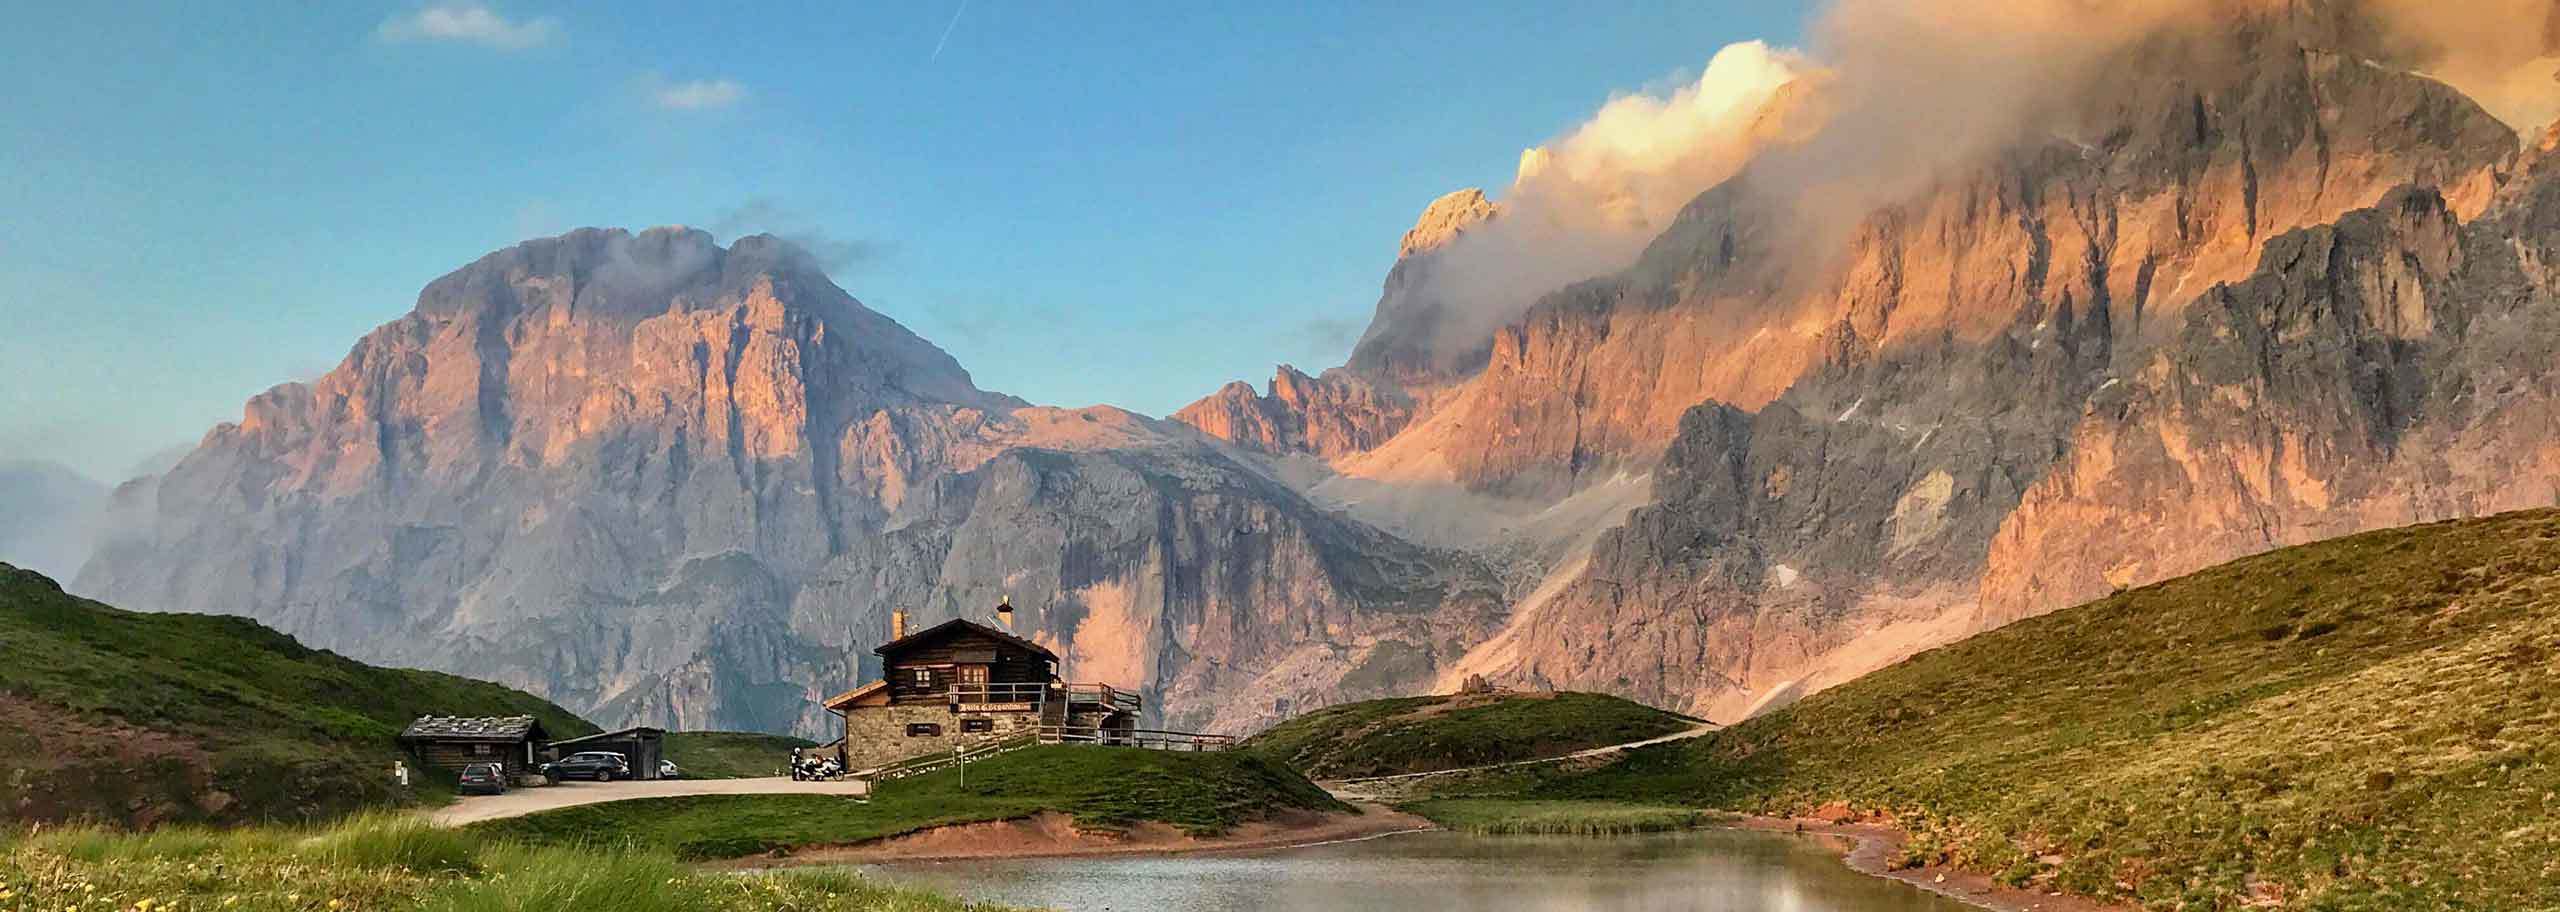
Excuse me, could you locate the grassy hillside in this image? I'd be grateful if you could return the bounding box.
[0,813,1005,911]
[663,730,815,779]
[1487,511,2560,910]
[0,563,596,826]
[475,745,1349,859]
[1243,690,1697,778]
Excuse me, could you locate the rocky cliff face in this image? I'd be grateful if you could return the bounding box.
[1347,22,2519,500]
[80,228,1498,736]
[1981,136,2560,625]
[1346,189,1503,389]
[1423,11,2539,718]
[1169,366,1412,461]
[1177,190,1501,457]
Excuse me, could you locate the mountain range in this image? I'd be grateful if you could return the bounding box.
[70,0,2560,736]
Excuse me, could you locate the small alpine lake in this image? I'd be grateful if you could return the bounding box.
[856,828,1982,911]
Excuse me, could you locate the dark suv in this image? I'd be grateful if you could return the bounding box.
[457,762,509,795]
[541,751,632,782]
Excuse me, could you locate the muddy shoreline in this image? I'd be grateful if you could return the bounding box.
[715,802,1435,869]
[1730,817,2134,912]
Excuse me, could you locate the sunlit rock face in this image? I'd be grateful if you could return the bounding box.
[1347,188,1504,390]
[1411,11,2542,719]
[1171,366,1413,461]
[80,227,1500,737]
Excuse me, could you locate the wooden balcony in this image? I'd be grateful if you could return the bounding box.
[939,681,1145,714]
[1059,682,1142,713]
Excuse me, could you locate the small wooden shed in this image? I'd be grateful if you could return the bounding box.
[398,715,550,775]
[542,727,669,779]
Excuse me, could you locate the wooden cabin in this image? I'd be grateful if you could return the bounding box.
[822,610,1141,771]
[398,715,550,776]
[879,617,1060,704]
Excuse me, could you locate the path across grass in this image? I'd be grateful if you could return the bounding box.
[428,776,870,826]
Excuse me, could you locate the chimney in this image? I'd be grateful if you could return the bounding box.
[995,597,1015,631]
[891,609,907,641]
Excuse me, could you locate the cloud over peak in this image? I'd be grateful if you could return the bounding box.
[375,2,560,50]
[653,79,747,111]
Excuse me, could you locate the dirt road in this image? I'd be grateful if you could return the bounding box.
[427,776,871,826]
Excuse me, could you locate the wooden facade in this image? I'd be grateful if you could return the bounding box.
[877,618,1060,704]
[398,715,550,776]
[822,615,1153,770]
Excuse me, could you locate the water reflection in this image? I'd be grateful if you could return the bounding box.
[859,829,1977,912]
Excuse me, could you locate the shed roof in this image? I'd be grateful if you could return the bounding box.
[399,715,547,742]
[875,617,1057,662]
[822,679,890,712]
[546,726,667,749]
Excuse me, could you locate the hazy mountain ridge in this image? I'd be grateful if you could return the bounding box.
[0,460,105,581]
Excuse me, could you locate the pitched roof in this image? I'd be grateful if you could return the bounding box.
[399,715,546,742]
[874,617,1057,662]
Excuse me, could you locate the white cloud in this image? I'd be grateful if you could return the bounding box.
[1405,41,1805,361]
[376,2,560,50]
[653,79,747,111]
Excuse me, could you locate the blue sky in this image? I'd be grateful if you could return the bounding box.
[1,1,1805,482]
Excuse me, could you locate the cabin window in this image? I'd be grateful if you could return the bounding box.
[905,723,942,737]
[960,718,994,733]
[472,744,490,756]
[958,665,988,686]
[909,668,934,688]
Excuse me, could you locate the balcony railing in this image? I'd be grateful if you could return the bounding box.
[943,682,1053,705]
[1060,683,1143,712]
[942,681,1144,713]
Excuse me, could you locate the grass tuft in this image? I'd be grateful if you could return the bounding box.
[0,815,1009,911]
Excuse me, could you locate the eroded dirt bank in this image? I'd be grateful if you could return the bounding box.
[722,802,1434,868]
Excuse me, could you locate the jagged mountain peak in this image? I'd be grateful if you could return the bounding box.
[1398,188,1500,258]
